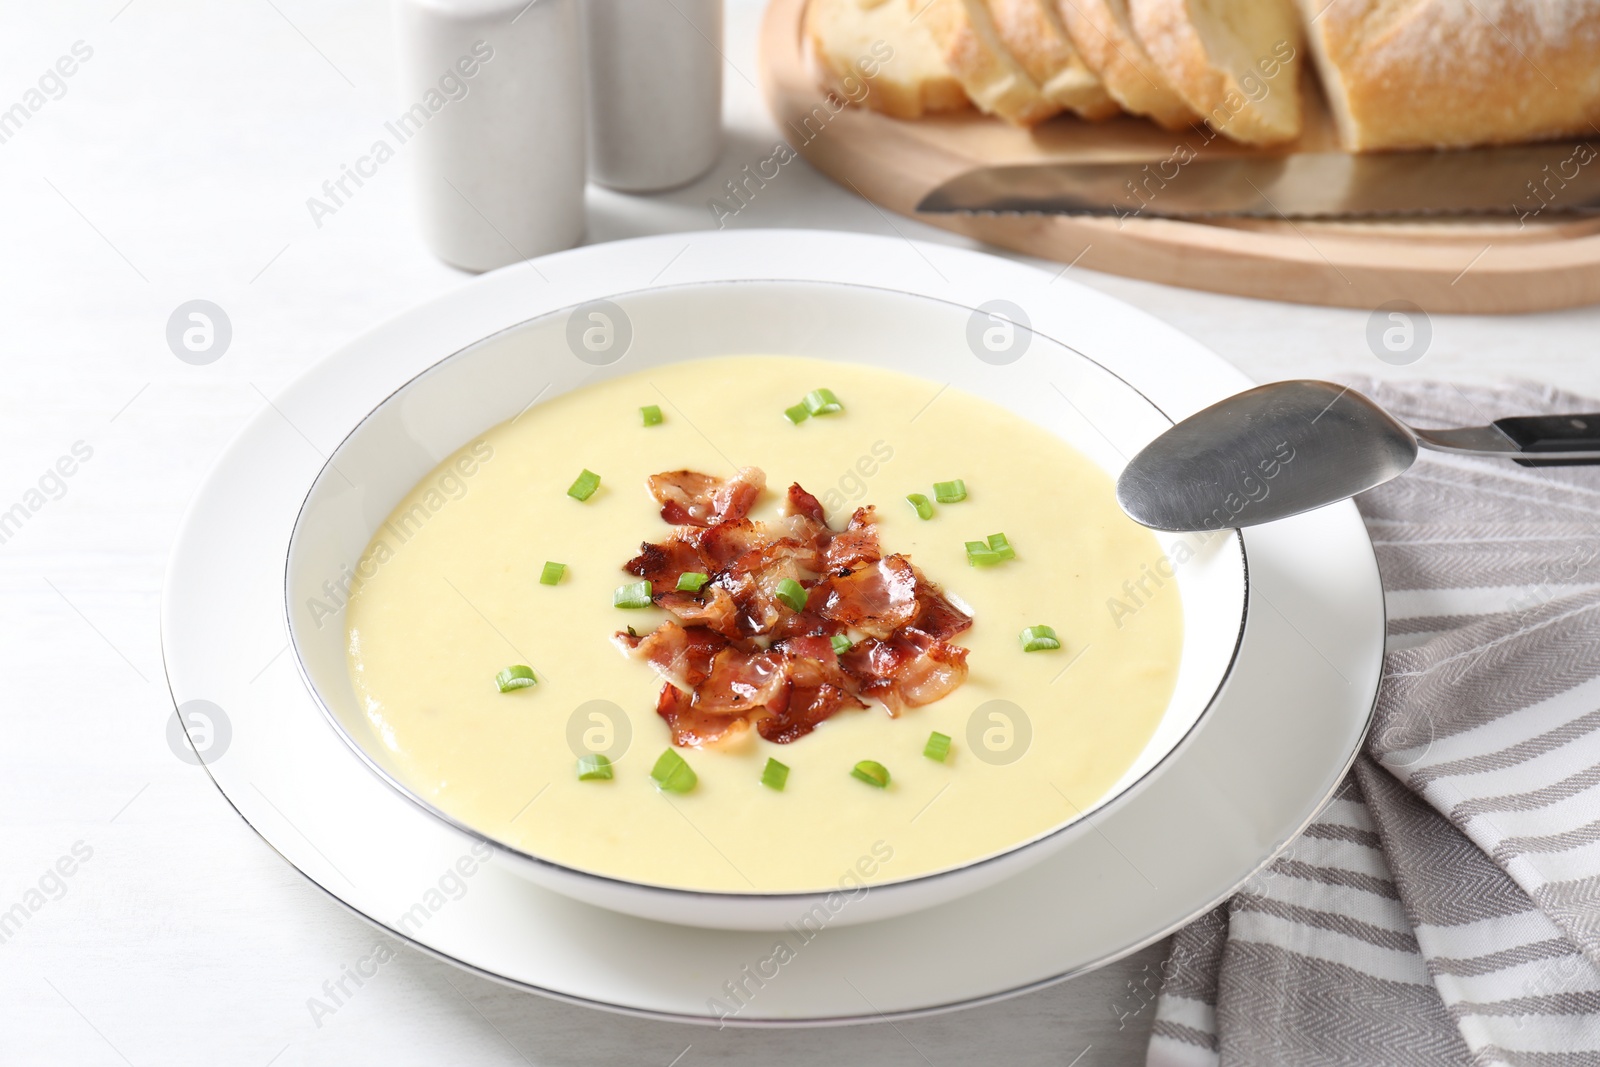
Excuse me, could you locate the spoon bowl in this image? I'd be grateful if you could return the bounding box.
[1120,379,1600,532]
[1117,381,1420,532]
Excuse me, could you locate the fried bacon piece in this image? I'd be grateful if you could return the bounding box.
[654,584,741,638]
[656,684,749,747]
[624,520,771,582]
[647,467,766,527]
[913,579,974,641]
[617,467,974,745]
[819,554,920,639]
[714,537,812,636]
[668,637,869,746]
[623,533,706,589]
[817,554,971,642]
[774,634,854,688]
[765,583,834,643]
[613,620,726,691]
[694,646,788,713]
[759,683,860,744]
[762,635,866,742]
[840,629,970,716]
[823,506,881,570]
[783,483,826,525]
[653,650,867,747]
[779,483,832,570]
[696,519,771,570]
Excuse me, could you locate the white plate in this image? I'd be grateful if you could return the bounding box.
[283,276,1250,929]
[161,230,1383,1024]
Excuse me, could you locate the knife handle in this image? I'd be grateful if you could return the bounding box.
[1493,414,1600,467]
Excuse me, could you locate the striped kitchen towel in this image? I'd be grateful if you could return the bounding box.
[1146,379,1600,1067]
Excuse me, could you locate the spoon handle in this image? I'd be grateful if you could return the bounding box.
[1493,414,1600,466]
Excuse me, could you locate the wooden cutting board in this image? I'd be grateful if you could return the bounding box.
[757,0,1600,313]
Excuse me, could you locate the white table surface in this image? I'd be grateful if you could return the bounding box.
[4,2,1597,1065]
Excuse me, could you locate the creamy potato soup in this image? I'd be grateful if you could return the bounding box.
[344,355,1182,893]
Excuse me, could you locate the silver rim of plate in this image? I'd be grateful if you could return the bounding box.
[160,229,1385,1025]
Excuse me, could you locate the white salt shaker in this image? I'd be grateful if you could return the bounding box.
[394,0,586,272]
[581,0,723,192]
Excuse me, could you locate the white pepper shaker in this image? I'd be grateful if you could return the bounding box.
[394,0,586,272]
[580,0,723,192]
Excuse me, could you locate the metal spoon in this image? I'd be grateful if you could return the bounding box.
[1116,380,1600,532]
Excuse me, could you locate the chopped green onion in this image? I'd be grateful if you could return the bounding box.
[539,561,566,586]
[676,571,710,593]
[640,404,663,426]
[613,580,653,608]
[965,533,1014,566]
[965,540,1004,567]
[576,754,613,780]
[761,758,790,791]
[934,479,967,503]
[924,731,952,762]
[784,402,810,425]
[905,493,934,520]
[850,760,890,788]
[1020,625,1062,652]
[803,388,843,415]
[494,665,537,692]
[830,633,853,656]
[567,468,601,501]
[775,577,807,612]
[651,749,698,793]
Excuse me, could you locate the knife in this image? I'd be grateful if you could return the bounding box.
[914,143,1600,220]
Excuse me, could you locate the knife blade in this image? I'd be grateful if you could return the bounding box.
[914,143,1600,220]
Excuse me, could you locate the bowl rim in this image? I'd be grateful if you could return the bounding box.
[283,276,1251,903]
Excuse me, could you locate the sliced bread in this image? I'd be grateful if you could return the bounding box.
[984,0,1121,119]
[804,0,970,119]
[1294,0,1600,151]
[1056,0,1199,130]
[918,0,1065,125]
[1129,0,1303,144]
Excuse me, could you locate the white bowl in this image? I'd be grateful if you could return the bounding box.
[285,271,1247,930]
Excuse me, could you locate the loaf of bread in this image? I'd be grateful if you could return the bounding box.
[920,0,1065,125]
[985,0,1121,119]
[1294,0,1600,151]
[1129,0,1304,143]
[804,0,971,119]
[1057,0,1200,129]
[805,0,1600,153]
